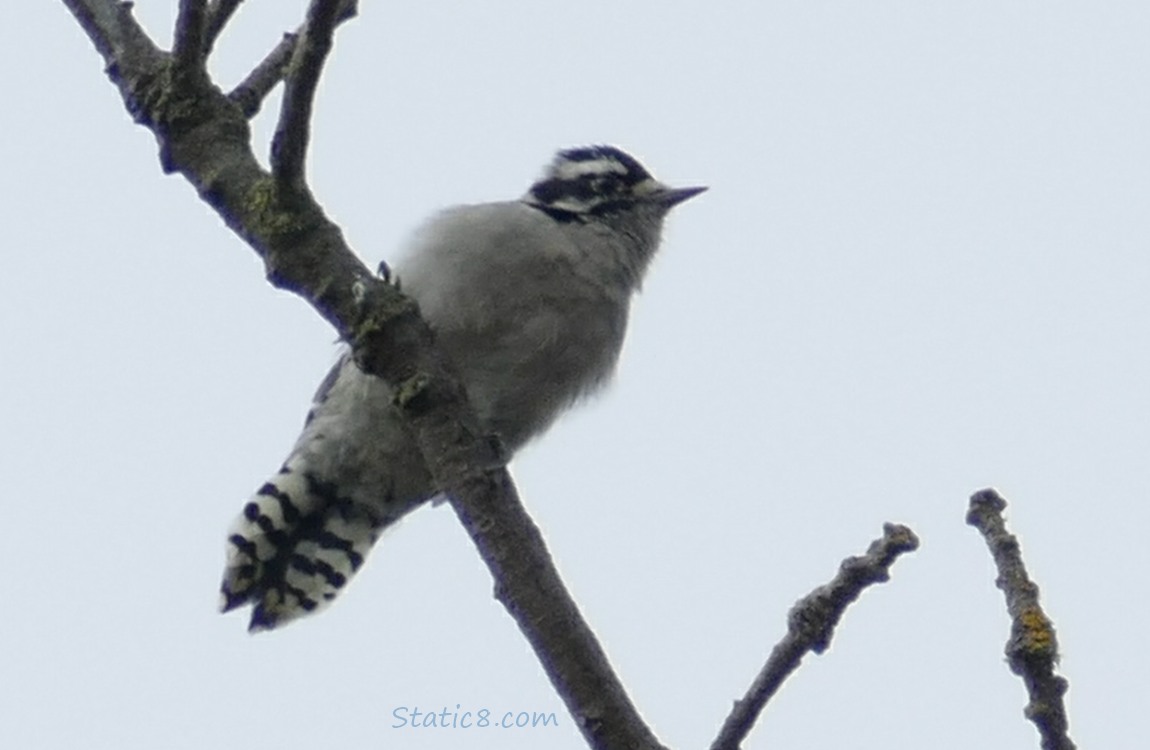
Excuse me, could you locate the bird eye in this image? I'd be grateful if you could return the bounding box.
[592,175,622,195]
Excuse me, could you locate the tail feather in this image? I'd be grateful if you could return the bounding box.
[220,464,383,631]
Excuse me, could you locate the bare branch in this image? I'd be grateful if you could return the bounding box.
[270,0,353,187]
[173,0,208,71]
[228,0,357,120]
[228,31,297,118]
[204,0,244,54]
[711,523,920,750]
[457,474,669,750]
[967,489,1076,750]
[61,0,172,131]
[61,0,162,71]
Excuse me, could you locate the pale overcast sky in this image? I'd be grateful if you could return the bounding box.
[4,2,1147,749]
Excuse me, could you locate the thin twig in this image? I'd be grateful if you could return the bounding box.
[172,0,208,71]
[227,0,356,119]
[228,32,297,118]
[710,523,920,750]
[204,0,245,55]
[967,489,1076,750]
[270,0,352,187]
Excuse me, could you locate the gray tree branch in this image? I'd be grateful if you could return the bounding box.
[228,31,297,118]
[710,523,920,750]
[967,489,1076,750]
[270,0,348,188]
[204,0,244,54]
[173,0,207,71]
[226,0,357,120]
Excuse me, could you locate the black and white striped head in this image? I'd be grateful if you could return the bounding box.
[524,145,706,221]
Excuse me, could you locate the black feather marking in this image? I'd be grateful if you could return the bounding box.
[235,471,391,628]
[228,533,257,556]
[257,482,302,524]
[249,582,320,630]
[289,553,348,588]
[315,528,366,568]
[249,513,291,551]
[220,589,250,612]
[248,606,274,630]
[527,146,653,216]
[558,145,653,181]
[527,203,585,223]
[280,581,318,612]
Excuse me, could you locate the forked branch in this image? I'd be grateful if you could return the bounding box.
[228,0,356,121]
[229,32,297,118]
[710,523,919,750]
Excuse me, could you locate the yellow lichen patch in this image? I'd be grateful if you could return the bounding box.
[394,373,433,410]
[244,178,310,238]
[1018,605,1057,657]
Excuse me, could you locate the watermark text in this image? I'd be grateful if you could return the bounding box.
[392,705,558,730]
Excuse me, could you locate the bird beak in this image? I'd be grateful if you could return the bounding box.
[654,184,708,207]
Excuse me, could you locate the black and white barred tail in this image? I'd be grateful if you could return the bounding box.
[220,460,382,632]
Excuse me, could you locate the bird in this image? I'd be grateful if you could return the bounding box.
[219,145,705,631]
